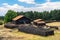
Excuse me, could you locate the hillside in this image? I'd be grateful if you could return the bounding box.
[0,22,60,40]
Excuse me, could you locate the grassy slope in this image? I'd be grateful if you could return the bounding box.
[0,22,60,40]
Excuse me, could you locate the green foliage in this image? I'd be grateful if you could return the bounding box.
[24,11,34,20]
[4,10,17,23]
[17,9,60,21]
[50,10,60,20]
[0,16,4,20]
[0,21,3,25]
[4,9,60,22]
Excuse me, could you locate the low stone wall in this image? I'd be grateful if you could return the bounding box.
[4,23,54,36]
[18,25,54,36]
[50,26,58,30]
[4,23,18,29]
[33,22,46,26]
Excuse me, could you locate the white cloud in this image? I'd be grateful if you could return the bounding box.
[46,0,50,2]
[18,0,35,4]
[0,3,25,16]
[0,7,8,16]
[0,1,60,16]
[2,3,25,10]
[35,2,60,11]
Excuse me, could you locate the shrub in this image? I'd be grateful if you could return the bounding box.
[4,10,17,23]
[0,22,3,25]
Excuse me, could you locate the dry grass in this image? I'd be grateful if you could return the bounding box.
[0,22,60,40]
[46,22,60,26]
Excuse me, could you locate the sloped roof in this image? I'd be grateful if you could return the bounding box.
[33,19,43,22]
[37,21,45,24]
[12,15,24,21]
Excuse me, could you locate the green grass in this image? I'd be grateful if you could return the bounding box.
[0,20,4,23]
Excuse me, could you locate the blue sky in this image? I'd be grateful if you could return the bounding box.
[0,0,60,16]
[0,0,46,7]
[0,0,60,7]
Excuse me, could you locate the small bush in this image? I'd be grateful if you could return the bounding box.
[4,10,17,23]
[0,22,3,25]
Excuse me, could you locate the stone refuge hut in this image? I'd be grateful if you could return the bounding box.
[4,15,31,28]
[4,15,54,36]
[33,19,46,26]
[12,15,31,24]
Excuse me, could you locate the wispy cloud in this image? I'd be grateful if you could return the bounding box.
[46,0,50,2]
[18,0,35,4]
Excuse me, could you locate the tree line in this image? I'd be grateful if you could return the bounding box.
[3,9,60,23]
[0,16,4,20]
[17,9,60,21]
